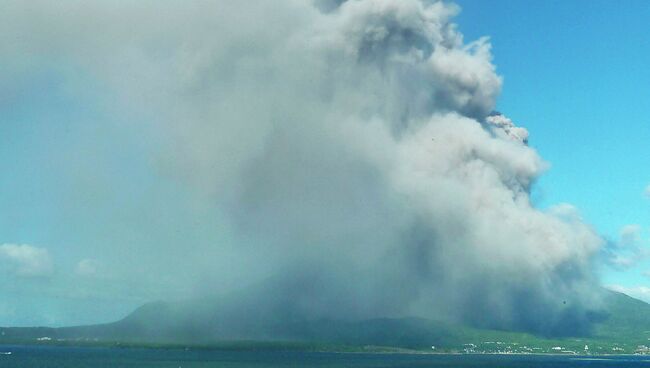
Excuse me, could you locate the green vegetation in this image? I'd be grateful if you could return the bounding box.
[2,290,650,355]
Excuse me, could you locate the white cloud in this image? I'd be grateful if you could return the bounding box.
[0,244,54,277]
[75,259,100,277]
[547,203,583,222]
[645,184,650,199]
[642,270,650,279]
[619,224,642,247]
[603,224,648,270]
[608,255,636,269]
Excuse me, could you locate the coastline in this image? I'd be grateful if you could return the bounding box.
[0,340,648,357]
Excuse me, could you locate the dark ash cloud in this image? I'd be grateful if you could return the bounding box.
[0,0,606,336]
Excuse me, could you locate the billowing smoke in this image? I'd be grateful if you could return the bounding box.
[1,0,604,335]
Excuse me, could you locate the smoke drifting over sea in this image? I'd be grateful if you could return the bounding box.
[1,0,605,334]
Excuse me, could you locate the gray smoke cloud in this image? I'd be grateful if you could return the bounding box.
[1,0,605,335]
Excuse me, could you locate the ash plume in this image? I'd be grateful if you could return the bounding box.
[0,0,605,335]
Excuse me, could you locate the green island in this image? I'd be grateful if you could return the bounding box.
[2,290,650,355]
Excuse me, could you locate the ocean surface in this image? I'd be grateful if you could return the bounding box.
[1,345,650,367]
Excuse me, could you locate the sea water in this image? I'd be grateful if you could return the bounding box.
[1,345,650,367]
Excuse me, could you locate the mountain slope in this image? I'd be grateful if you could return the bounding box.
[2,289,650,352]
[592,290,650,341]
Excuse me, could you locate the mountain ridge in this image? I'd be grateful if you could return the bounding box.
[1,290,650,353]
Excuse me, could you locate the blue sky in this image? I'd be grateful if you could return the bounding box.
[1,0,649,326]
[456,0,650,289]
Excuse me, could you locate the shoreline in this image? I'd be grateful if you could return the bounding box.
[0,341,648,357]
